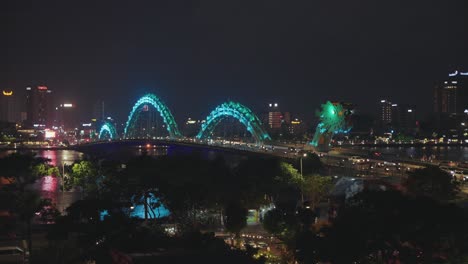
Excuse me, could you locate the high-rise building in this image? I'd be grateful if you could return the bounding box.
[434,70,468,131]
[380,99,393,125]
[288,118,307,137]
[267,103,282,129]
[397,104,417,132]
[92,100,106,122]
[25,86,54,128]
[0,89,20,123]
[56,103,78,130]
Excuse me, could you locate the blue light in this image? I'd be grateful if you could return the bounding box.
[100,194,170,220]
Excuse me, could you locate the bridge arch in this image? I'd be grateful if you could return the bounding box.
[98,121,118,140]
[196,101,271,144]
[124,93,181,139]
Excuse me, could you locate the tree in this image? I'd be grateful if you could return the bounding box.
[0,152,49,190]
[262,208,298,242]
[71,160,99,193]
[312,190,468,263]
[224,202,247,242]
[302,175,332,209]
[404,166,459,201]
[0,153,52,259]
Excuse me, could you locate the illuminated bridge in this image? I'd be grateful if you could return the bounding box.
[95,93,350,152]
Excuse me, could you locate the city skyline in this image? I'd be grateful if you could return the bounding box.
[2,69,467,126]
[3,1,468,122]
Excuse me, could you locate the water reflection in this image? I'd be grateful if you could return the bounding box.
[354,146,468,162]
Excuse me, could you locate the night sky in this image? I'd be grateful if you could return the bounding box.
[2,1,468,123]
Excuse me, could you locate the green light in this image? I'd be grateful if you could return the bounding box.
[99,121,118,139]
[310,101,352,150]
[124,93,181,139]
[197,101,271,143]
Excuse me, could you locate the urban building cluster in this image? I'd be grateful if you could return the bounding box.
[0,86,105,145]
[364,70,468,143]
[180,103,308,142]
[1,70,467,146]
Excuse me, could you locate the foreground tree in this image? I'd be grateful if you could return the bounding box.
[224,202,248,245]
[311,190,468,263]
[70,160,99,194]
[302,175,333,209]
[0,153,54,260]
[404,166,459,201]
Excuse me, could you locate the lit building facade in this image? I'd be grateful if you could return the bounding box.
[56,103,78,130]
[0,89,20,123]
[267,103,282,129]
[380,99,393,125]
[25,86,54,128]
[434,70,468,132]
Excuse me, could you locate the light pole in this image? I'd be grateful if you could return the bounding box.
[300,153,307,204]
[61,162,65,192]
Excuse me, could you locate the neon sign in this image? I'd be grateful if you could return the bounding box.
[2,90,13,96]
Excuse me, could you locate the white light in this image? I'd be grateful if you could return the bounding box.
[461,72,468,76]
[452,81,458,84]
[449,70,458,77]
[63,103,73,108]
[269,103,272,107]
[380,100,386,103]
[392,104,398,107]
[274,103,278,107]
[82,123,92,127]
[407,109,413,112]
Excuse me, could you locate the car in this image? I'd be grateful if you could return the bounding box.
[453,170,465,180]
[348,156,365,164]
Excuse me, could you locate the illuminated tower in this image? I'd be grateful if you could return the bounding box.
[25,86,54,128]
[0,89,20,123]
[56,103,78,131]
[380,99,393,125]
[268,103,282,129]
[434,70,468,131]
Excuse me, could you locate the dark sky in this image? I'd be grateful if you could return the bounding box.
[2,0,468,123]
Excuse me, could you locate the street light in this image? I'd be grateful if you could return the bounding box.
[61,159,72,192]
[300,153,307,204]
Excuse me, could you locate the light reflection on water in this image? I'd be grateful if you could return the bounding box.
[352,146,468,161]
[41,176,57,192]
[0,150,84,208]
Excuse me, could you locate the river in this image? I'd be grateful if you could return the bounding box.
[347,145,468,162]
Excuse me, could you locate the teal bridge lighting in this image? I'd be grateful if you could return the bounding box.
[197,101,271,144]
[310,101,352,151]
[124,93,181,139]
[98,121,118,140]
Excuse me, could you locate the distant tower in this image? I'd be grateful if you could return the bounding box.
[268,103,282,129]
[92,100,106,122]
[434,70,468,131]
[380,99,393,125]
[25,86,54,128]
[0,89,20,123]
